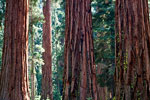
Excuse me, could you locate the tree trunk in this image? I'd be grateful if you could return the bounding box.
[41,0,53,100]
[0,0,30,100]
[115,0,150,100]
[62,0,98,99]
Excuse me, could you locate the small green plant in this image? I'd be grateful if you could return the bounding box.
[113,97,116,100]
[87,97,92,100]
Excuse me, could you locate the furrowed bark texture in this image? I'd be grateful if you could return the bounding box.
[41,0,53,100]
[0,0,30,100]
[62,0,98,100]
[115,0,150,100]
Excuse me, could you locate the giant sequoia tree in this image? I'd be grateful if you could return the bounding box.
[63,0,98,99]
[115,0,150,100]
[41,0,53,100]
[0,0,30,100]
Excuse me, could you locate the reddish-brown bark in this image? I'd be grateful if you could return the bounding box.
[62,0,98,99]
[41,0,53,100]
[0,0,30,100]
[115,0,150,100]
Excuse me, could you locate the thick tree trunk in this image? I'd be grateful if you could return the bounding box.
[115,0,150,100]
[0,0,30,100]
[41,0,53,100]
[62,0,98,100]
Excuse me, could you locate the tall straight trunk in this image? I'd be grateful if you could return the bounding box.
[115,0,150,100]
[62,0,98,100]
[41,0,53,100]
[0,0,30,100]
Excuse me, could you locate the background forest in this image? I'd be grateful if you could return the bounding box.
[0,0,150,100]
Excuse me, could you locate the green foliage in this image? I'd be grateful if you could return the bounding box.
[30,0,39,6]
[92,0,115,64]
[0,0,5,69]
[0,24,4,69]
[51,0,65,99]
[113,97,116,100]
[0,0,5,28]
[28,0,44,97]
[92,0,115,92]
[87,97,92,100]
